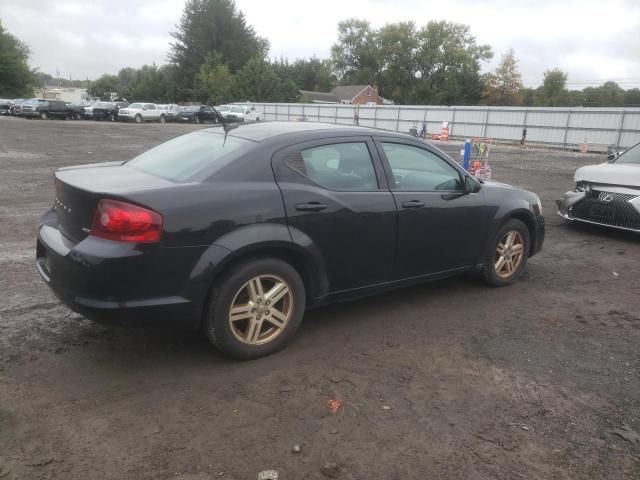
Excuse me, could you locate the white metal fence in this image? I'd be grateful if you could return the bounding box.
[247,103,640,152]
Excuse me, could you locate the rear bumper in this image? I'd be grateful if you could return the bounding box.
[35,209,208,329]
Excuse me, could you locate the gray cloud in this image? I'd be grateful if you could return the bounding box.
[1,0,638,88]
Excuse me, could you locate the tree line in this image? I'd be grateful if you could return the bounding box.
[1,0,639,107]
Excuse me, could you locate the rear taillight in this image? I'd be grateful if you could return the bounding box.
[91,199,162,243]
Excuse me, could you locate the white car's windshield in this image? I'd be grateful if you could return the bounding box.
[231,106,244,113]
[217,105,231,112]
[128,103,144,109]
[615,143,640,165]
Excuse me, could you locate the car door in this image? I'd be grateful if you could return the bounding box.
[143,104,157,120]
[201,106,215,122]
[375,138,491,279]
[273,137,396,293]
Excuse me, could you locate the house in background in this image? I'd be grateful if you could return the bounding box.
[35,83,91,103]
[300,85,392,105]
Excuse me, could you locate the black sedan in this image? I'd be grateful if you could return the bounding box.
[175,105,219,124]
[36,123,545,359]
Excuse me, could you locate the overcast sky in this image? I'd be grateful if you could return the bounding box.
[1,0,639,88]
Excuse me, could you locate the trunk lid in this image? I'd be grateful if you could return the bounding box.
[54,162,175,243]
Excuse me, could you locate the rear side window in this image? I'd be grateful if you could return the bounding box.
[127,131,250,182]
[287,142,378,191]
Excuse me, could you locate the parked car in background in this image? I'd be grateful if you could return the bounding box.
[176,105,219,124]
[0,99,10,115]
[68,101,93,120]
[19,99,69,120]
[36,122,545,359]
[220,105,262,122]
[166,105,183,122]
[85,101,129,121]
[557,141,640,232]
[118,103,166,123]
[9,99,24,115]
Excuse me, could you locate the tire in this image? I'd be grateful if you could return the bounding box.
[203,257,306,360]
[194,115,200,124]
[213,115,219,124]
[159,115,166,124]
[108,113,115,122]
[74,112,81,120]
[482,218,530,286]
[39,111,48,120]
[135,114,142,124]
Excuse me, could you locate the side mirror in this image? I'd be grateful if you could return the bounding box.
[464,175,480,194]
[607,151,620,162]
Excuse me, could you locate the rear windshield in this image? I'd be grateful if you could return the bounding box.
[615,143,640,165]
[127,131,251,181]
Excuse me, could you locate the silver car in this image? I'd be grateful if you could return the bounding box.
[557,142,640,232]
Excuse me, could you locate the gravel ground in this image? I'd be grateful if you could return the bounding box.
[0,116,638,480]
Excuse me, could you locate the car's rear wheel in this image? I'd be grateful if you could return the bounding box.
[204,258,306,360]
[159,114,166,124]
[74,112,82,120]
[39,111,48,120]
[482,218,530,286]
[108,113,115,122]
[194,115,200,124]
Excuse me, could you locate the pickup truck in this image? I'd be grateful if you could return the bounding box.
[18,99,69,119]
[118,103,166,123]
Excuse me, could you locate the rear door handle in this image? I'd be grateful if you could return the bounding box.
[295,202,328,212]
[401,200,425,209]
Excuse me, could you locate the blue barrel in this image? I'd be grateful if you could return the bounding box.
[463,140,472,170]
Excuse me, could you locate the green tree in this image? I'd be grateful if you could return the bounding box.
[288,57,335,92]
[412,21,492,105]
[193,52,233,104]
[0,20,36,97]
[536,68,569,106]
[377,22,418,103]
[88,74,119,100]
[330,19,491,105]
[624,88,640,107]
[233,56,297,102]
[481,48,523,105]
[169,0,268,91]
[121,64,178,103]
[583,81,625,107]
[330,19,380,85]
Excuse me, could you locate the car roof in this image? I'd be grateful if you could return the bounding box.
[205,121,411,143]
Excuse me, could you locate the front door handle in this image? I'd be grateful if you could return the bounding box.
[295,202,328,212]
[401,200,425,209]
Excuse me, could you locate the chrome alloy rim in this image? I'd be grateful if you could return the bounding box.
[494,230,525,278]
[228,275,293,345]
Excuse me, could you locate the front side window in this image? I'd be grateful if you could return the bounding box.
[287,142,378,191]
[382,143,462,191]
[127,131,251,182]
[615,143,640,165]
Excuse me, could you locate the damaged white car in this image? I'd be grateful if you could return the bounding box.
[557,142,640,232]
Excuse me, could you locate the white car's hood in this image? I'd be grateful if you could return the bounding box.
[575,162,640,188]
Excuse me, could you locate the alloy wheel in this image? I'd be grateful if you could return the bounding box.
[228,274,293,345]
[494,230,525,278]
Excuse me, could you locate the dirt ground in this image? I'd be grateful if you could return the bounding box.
[0,116,638,480]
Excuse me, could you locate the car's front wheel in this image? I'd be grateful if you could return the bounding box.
[204,258,306,360]
[135,114,142,123]
[39,111,48,120]
[483,218,530,286]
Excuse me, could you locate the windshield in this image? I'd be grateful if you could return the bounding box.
[231,106,244,113]
[127,131,252,182]
[217,105,231,112]
[128,103,144,109]
[94,102,113,108]
[615,143,640,165]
